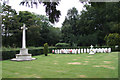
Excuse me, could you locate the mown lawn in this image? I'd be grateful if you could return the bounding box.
[2,52,118,78]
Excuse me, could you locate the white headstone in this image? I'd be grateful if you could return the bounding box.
[103,48,105,53]
[55,50,57,54]
[61,49,63,54]
[59,49,62,54]
[58,49,60,54]
[70,49,72,54]
[87,48,90,53]
[84,49,86,53]
[81,49,83,53]
[72,49,75,54]
[75,49,77,54]
[78,49,80,54]
[67,49,69,54]
[98,48,101,53]
[101,48,104,53]
[100,48,103,53]
[63,49,65,54]
[104,48,108,53]
[108,48,111,53]
[94,48,97,53]
[65,49,67,54]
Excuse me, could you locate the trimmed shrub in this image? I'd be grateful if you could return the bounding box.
[2,49,44,60]
[104,33,120,46]
[2,51,19,60]
[43,43,48,56]
[55,43,70,47]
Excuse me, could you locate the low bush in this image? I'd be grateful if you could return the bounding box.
[104,33,120,46]
[2,49,44,60]
[43,43,48,56]
[55,43,70,47]
[2,51,19,60]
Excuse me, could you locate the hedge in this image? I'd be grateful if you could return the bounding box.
[55,43,70,47]
[2,48,53,60]
[1,46,120,60]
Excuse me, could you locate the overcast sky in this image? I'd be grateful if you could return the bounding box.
[7,0,84,28]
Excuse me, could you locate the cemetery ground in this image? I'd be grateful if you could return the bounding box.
[2,52,118,78]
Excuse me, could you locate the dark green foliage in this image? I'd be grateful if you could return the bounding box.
[1,47,55,60]
[43,2,61,23]
[55,43,70,47]
[2,2,120,48]
[1,4,21,47]
[2,49,44,60]
[48,27,61,46]
[90,2,106,8]
[2,4,61,47]
[104,33,120,46]
[61,7,79,46]
[43,43,48,56]
[61,3,120,46]
[17,11,35,27]
[2,51,19,60]
[19,1,61,23]
[77,33,98,46]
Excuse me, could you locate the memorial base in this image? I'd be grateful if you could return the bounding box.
[11,48,36,61]
[89,52,95,55]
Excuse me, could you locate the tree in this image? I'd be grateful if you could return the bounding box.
[17,11,35,27]
[61,2,120,46]
[48,27,61,46]
[77,33,98,46]
[27,25,41,47]
[77,2,120,45]
[104,33,120,46]
[1,4,61,47]
[2,0,61,23]
[1,4,21,47]
[61,7,79,46]
[2,4,18,36]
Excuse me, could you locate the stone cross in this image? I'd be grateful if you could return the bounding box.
[90,45,93,49]
[11,23,36,61]
[21,24,27,49]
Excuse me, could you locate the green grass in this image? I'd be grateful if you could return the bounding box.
[0,61,2,79]
[2,52,118,78]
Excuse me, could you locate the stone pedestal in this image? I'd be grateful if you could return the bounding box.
[89,45,95,55]
[89,49,95,55]
[89,52,95,55]
[11,48,36,61]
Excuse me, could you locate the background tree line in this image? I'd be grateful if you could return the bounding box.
[1,2,120,48]
[1,4,61,47]
[61,2,120,47]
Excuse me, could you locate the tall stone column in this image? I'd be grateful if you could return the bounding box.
[22,24,26,49]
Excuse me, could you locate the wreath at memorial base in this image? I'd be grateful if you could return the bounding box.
[91,49,94,53]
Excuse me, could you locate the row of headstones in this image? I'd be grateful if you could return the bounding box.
[52,48,111,54]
